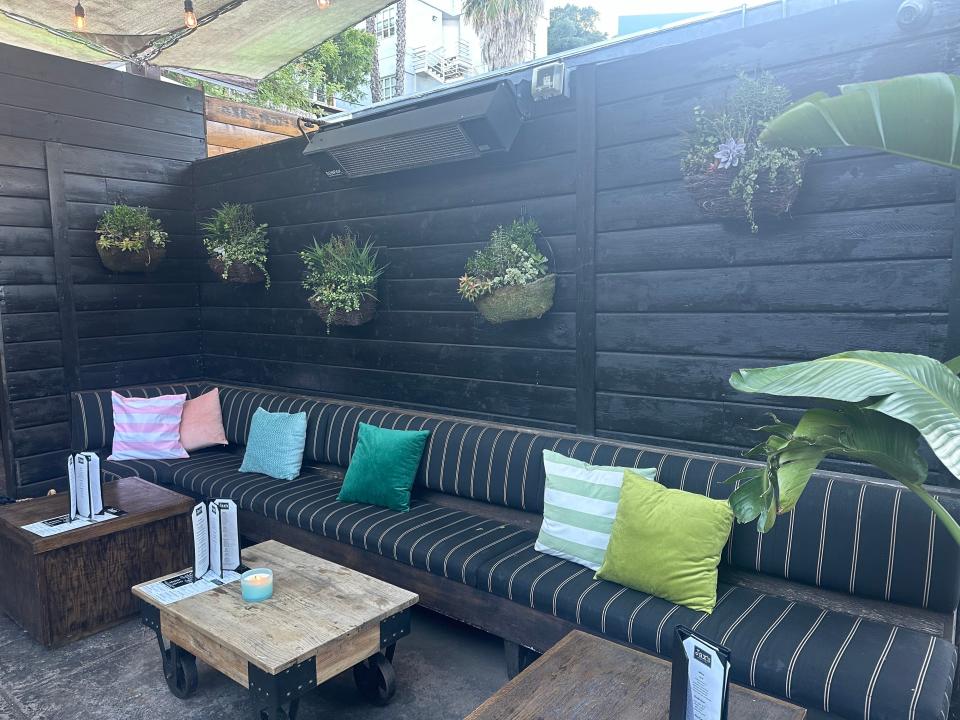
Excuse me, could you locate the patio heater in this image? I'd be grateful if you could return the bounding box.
[301,82,523,179]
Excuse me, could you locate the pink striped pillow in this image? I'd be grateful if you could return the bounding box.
[108,392,189,461]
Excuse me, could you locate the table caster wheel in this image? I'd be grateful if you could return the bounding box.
[353,652,396,706]
[163,644,198,699]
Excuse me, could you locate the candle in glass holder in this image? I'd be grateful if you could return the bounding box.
[241,568,273,602]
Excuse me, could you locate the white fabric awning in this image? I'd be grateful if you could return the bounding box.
[0,0,392,79]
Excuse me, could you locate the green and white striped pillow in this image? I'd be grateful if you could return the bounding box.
[535,450,656,571]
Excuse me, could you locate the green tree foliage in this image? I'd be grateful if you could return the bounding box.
[170,28,375,113]
[547,4,605,54]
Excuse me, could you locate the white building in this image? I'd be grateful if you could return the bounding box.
[336,0,548,110]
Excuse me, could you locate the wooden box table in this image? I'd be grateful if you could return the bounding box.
[467,630,806,720]
[133,540,419,720]
[0,476,193,647]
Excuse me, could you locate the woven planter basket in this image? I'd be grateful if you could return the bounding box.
[97,244,166,273]
[309,294,378,328]
[208,257,265,284]
[474,274,556,324]
[685,164,804,221]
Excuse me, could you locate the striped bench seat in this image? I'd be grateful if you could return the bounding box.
[76,382,960,720]
[102,450,530,587]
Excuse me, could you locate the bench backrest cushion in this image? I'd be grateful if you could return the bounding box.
[82,384,960,613]
[71,383,208,453]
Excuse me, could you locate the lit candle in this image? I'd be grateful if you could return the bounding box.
[241,568,273,602]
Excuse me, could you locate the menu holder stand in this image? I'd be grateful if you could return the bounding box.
[669,625,731,720]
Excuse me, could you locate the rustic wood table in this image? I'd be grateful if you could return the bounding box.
[466,630,806,720]
[133,540,419,720]
[0,476,193,647]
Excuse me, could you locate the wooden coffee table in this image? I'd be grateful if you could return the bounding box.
[0,476,193,647]
[467,630,806,720]
[133,540,419,720]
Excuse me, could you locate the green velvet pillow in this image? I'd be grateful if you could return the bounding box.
[596,469,734,613]
[338,423,431,512]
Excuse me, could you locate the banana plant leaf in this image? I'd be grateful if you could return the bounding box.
[758,73,960,170]
[724,406,927,531]
[729,351,960,481]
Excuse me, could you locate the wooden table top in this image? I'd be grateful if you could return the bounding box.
[0,476,194,555]
[466,630,806,720]
[133,540,419,676]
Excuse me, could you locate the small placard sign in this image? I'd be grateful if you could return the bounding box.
[669,626,731,720]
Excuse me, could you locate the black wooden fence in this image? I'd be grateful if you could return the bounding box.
[0,44,206,495]
[193,0,960,480]
[0,0,958,495]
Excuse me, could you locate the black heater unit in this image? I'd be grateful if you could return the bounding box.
[303,82,522,178]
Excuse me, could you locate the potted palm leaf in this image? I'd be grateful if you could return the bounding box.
[96,204,167,272]
[301,231,384,332]
[201,203,270,287]
[682,72,811,232]
[458,218,554,324]
[725,73,960,546]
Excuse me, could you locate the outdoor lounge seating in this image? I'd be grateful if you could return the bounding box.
[74,382,960,720]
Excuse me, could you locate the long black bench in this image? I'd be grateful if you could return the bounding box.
[73,382,960,720]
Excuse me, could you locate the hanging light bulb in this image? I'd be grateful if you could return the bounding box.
[184,0,198,28]
[316,0,331,9]
[73,2,86,31]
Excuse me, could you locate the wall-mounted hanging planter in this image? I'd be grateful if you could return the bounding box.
[459,218,555,324]
[301,231,385,332]
[681,72,812,232]
[202,202,270,287]
[96,204,167,272]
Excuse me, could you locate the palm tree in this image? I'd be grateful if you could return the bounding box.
[394,0,406,95]
[462,0,544,71]
[365,15,382,102]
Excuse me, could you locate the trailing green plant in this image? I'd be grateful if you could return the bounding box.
[759,72,960,170]
[96,204,167,253]
[201,203,271,288]
[726,351,960,546]
[682,72,811,232]
[458,219,547,302]
[300,231,384,331]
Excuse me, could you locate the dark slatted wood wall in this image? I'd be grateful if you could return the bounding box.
[192,0,959,484]
[0,43,206,496]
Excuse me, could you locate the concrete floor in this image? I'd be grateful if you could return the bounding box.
[0,608,507,720]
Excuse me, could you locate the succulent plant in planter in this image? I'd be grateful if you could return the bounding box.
[459,218,554,324]
[682,72,813,232]
[301,231,385,332]
[96,204,168,272]
[201,203,270,287]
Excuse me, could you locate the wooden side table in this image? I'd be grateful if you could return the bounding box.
[0,477,193,647]
[133,540,419,720]
[467,630,806,720]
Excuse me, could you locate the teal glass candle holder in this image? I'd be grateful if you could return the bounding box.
[241,568,273,602]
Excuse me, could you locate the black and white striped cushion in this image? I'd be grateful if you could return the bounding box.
[476,543,957,720]
[162,451,531,586]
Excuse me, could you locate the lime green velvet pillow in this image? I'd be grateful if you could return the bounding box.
[596,469,734,613]
[338,423,430,512]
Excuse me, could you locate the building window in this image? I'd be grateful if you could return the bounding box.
[381,75,397,98]
[375,6,396,38]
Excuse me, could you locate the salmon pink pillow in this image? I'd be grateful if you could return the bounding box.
[179,388,228,452]
[109,392,188,460]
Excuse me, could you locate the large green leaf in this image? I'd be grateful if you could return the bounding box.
[729,351,960,481]
[758,73,960,170]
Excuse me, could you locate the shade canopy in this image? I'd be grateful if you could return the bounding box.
[0,0,392,79]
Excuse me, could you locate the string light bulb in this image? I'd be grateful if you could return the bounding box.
[73,2,86,31]
[316,0,331,9]
[184,0,198,28]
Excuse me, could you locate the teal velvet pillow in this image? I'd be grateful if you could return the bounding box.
[239,407,308,481]
[338,423,431,511]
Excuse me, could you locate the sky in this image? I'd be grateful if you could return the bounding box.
[548,0,769,36]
